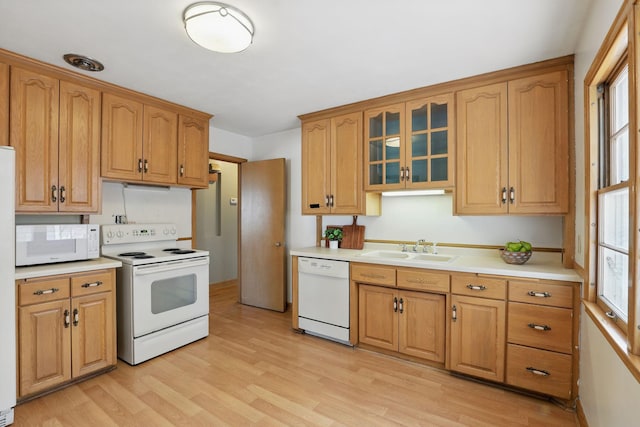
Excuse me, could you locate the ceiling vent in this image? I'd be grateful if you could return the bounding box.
[63,54,104,72]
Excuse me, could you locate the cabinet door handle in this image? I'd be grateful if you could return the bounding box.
[143,159,149,173]
[51,185,57,203]
[329,195,334,207]
[405,167,410,182]
[527,323,551,331]
[466,284,487,291]
[501,187,507,204]
[73,308,79,326]
[526,367,550,377]
[180,164,185,176]
[509,187,515,204]
[64,309,70,328]
[81,280,103,288]
[393,297,398,312]
[527,291,551,298]
[399,298,404,314]
[59,186,66,203]
[452,304,457,322]
[138,159,143,172]
[400,167,405,181]
[33,287,59,296]
[325,195,330,207]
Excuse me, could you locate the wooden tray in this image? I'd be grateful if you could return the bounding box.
[327,216,365,249]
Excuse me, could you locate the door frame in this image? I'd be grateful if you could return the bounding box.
[191,152,246,249]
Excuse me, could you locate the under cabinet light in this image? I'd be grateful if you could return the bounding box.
[381,189,446,197]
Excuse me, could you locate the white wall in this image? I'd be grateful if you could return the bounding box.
[90,181,192,239]
[326,196,563,248]
[573,1,640,425]
[210,126,253,159]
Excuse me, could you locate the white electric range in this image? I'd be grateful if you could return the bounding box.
[101,223,210,365]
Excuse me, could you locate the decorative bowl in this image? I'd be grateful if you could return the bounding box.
[500,249,532,265]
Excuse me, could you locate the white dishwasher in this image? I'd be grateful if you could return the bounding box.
[298,257,350,345]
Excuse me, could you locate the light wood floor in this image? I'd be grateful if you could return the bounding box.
[14,283,578,426]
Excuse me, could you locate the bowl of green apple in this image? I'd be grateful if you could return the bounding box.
[500,240,532,265]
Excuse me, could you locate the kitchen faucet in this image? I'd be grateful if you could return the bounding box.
[413,239,426,252]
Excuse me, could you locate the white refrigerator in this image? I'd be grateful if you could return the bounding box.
[0,147,15,426]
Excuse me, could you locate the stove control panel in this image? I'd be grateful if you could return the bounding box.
[102,223,178,245]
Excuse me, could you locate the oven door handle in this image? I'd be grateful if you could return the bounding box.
[133,257,209,276]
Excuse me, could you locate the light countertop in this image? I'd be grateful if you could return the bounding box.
[15,258,122,280]
[290,244,581,282]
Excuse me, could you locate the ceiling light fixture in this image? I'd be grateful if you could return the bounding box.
[183,2,254,53]
[63,54,104,72]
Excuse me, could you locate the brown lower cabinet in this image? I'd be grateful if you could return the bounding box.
[17,269,116,398]
[303,261,579,402]
[505,279,577,400]
[359,284,446,363]
[449,294,506,382]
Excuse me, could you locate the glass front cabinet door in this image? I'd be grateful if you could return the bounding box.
[364,94,454,191]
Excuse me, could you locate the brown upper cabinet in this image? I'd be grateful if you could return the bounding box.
[11,67,101,213]
[456,70,569,214]
[177,114,210,188]
[101,94,178,185]
[301,112,380,215]
[364,94,455,191]
[102,93,209,189]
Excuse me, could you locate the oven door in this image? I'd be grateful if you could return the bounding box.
[132,256,209,337]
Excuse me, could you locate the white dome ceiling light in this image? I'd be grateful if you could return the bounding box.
[183,2,254,53]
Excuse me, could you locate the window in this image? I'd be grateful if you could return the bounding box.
[597,64,630,326]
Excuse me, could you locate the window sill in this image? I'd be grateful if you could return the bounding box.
[583,300,640,382]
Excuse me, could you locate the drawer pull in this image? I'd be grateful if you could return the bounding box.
[361,273,386,279]
[528,291,551,298]
[33,287,59,296]
[526,367,550,377]
[81,281,103,288]
[527,323,551,331]
[467,284,487,291]
[407,278,426,284]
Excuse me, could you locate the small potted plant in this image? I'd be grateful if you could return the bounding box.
[324,228,343,249]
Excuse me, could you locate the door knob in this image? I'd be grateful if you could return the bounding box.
[274,242,282,247]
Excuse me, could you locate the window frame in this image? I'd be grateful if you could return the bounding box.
[584,0,640,375]
[595,61,630,330]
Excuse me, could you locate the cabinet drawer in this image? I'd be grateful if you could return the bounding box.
[508,280,573,308]
[71,270,114,297]
[451,274,506,299]
[18,277,70,306]
[351,264,396,286]
[397,268,449,293]
[506,344,572,399]
[507,302,573,354]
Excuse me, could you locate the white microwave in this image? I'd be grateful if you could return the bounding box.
[16,224,100,266]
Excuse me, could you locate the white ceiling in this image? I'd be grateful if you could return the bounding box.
[0,0,592,137]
